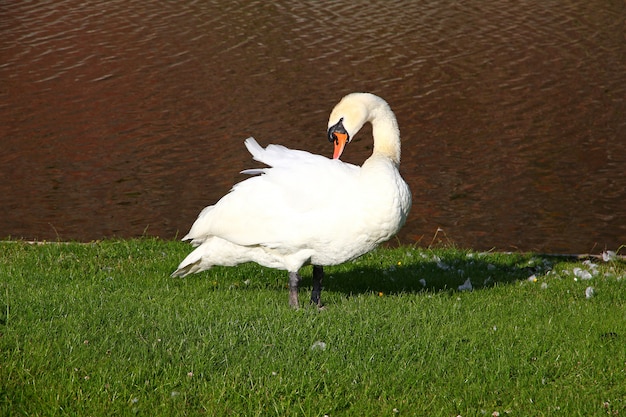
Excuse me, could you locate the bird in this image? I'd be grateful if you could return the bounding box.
[171,92,412,307]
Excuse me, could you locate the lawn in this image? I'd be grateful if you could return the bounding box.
[1,239,624,416]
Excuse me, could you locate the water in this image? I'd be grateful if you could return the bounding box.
[1,0,625,253]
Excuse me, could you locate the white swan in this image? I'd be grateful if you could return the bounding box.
[172,93,412,307]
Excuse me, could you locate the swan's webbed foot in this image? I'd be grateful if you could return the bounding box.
[311,265,324,308]
[288,271,301,308]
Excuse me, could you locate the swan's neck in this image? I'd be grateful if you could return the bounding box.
[370,106,401,166]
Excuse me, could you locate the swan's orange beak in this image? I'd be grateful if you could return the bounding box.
[331,132,348,159]
[328,118,350,160]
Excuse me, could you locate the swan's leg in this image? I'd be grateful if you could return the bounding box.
[311,265,324,307]
[288,271,301,308]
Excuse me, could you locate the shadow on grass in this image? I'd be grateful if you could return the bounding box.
[299,251,556,298]
[178,245,621,305]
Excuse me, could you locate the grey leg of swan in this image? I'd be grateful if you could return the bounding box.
[311,265,323,307]
[288,271,301,308]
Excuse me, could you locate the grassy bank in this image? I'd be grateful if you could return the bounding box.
[1,239,625,416]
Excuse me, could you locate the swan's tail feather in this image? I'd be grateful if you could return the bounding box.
[171,258,207,277]
[170,264,194,278]
[171,245,212,277]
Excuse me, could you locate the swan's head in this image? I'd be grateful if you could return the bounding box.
[327,93,371,159]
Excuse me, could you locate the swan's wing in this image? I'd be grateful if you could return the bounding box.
[242,137,342,172]
[241,137,332,175]
[183,138,361,249]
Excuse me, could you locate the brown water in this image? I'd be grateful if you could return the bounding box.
[1,0,625,253]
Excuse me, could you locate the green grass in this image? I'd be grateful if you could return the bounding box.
[1,239,625,416]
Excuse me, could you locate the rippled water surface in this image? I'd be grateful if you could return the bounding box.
[1,0,625,252]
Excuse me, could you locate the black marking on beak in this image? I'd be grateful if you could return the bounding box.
[328,118,348,144]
